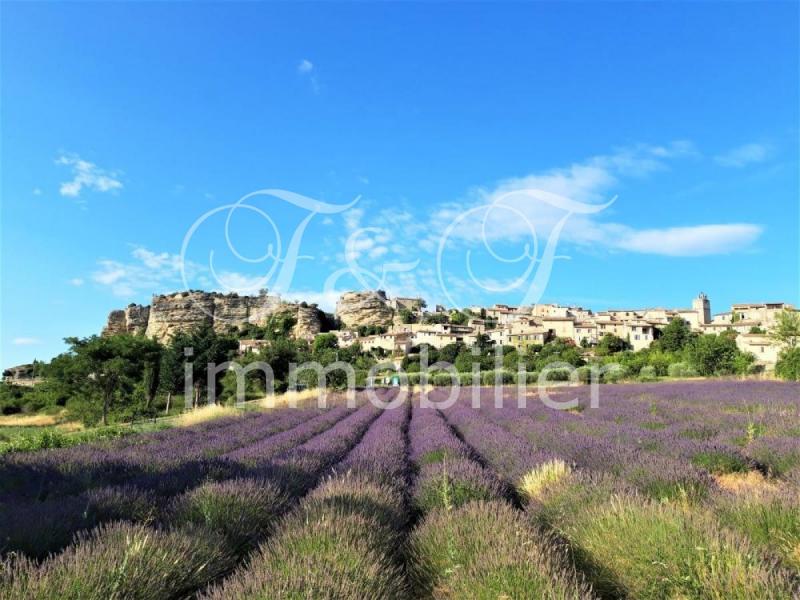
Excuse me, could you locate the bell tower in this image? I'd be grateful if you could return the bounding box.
[692,292,711,325]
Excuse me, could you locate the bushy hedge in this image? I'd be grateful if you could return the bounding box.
[667,361,697,378]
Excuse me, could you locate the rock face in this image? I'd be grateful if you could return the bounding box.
[102,290,322,343]
[335,290,393,329]
[145,292,215,340]
[102,304,151,336]
[294,305,322,340]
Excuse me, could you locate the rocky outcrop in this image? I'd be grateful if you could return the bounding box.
[145,292,215,340]
[102,290,322,343]
[102,304,150,336]
[294,305,322,340]
[335,290,393,329]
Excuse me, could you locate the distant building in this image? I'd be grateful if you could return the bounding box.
[692,292,712,325]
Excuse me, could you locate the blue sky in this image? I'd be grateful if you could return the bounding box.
[2,2,798,367]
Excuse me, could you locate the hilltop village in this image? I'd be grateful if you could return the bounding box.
[93,289,795,371]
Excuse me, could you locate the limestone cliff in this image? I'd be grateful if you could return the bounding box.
[102,290,322,342]
[102,304,150,336]
[335,290,393,329]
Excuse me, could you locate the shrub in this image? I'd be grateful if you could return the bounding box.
[305,474,407,533]
[668,361,697,378]
[510,371,539,385]
[0,522,234,599]
[431,372,456,387]
[531,492,793,599]
[480,370,513,386]
[170,477,288,555]
[691,449,750,475]
[0,485,157,559]
[458,372,480,386]
[775,347,800,381]
[204,507,407,599]
[601,365,626,383]
[414,459,506,513]
[544,369,571,382]
[518,460,572,503]
[409,500,591,599]
[575,366,595,384]
[638,365,658,382]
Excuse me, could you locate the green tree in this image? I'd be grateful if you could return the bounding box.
[398,308,416,324]
[263,311,297,340]
[596,334,630,356]
[770,309,800,348]
[181,325,239,406]
[657,317,693,353]
[686,334,738,376]
[438,343,465,365]
[158,335,188,413]
[312,333,339,354]
[775,347,800,381]
[64,335,162,425]
[449,310,469,325]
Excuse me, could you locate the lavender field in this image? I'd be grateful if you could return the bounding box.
[1,381,798,599]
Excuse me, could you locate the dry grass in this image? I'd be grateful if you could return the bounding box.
[715,471,779,494]
[259,388,338,409]
[55,421,85,432]
[173,404,241,427]
[0,411,81,428]
[518,460,572,502]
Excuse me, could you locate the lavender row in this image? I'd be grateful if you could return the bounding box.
[0,407,319,502]
[203,392,410,599]
[0,404,358,558]
[408,400,507,513]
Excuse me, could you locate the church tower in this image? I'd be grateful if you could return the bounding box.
[692,292,711,325]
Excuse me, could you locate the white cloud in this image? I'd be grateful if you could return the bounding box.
[283,289,343,312]
[714,143,770,168]
[343,207,364,232]
[56,153,123,198]
[215,271,269,295]
[32,188,42,196]
[13,337,42,346]
[92,246,201,297]
[422,142,762,257]
[68,277,85,286]
[614,224,764,256]
[297,59,320,94]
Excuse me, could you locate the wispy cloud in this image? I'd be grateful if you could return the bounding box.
[714,143,770,168]
[214,271,268,295]
[297,58,320,94]
[92,246,202,297]
[56,153,123,198]
[422,141,762,257]
[614,224,764,256]
[13,337,42,346]
[68,278,85,286]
